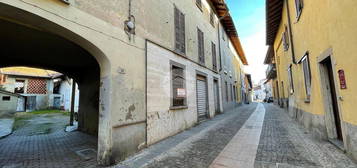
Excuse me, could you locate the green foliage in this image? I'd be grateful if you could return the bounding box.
[31,110,70,116]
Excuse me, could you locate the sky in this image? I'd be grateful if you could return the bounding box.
[226,0,268,84]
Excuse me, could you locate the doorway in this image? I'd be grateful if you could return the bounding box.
[320,57,343,142]
[213,79,220,114]
[196,75,208,122]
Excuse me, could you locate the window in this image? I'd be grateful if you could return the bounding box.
[210,11,215,27]
[2,96,10,101]
[225,81,228,101]
[211,42,217,71]
[174,7,186,54]
[171,62,186,107]
[197,28,205,65]
[295,0,303,18]
[222,29,225,41]
[233,86,236,101]
[282,26,289,51]
[301,53,311,101]
[230,84,233,101]
[196,0,202,10]
[14,80,25,94]
[287,65,294,94]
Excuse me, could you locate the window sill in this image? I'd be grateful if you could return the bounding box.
[174,50,186,57]
[170,106,188,110]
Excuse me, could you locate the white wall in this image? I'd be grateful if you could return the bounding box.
[146,42,222,145]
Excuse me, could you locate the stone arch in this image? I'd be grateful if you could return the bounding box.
[0,1,113,165]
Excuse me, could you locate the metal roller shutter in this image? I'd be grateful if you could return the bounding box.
[196,77,208,122]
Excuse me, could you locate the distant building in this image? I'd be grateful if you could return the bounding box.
[0,90,24,117]
[0,67,79,112]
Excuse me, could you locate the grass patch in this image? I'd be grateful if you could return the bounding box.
[12,110,70,131]
[31,110,70,116]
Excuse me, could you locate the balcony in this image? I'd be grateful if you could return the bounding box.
[266,64,277,79]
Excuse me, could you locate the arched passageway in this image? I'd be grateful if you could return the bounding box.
[0,6,111,166]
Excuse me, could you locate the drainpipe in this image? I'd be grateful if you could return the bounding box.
[285,0,297,64]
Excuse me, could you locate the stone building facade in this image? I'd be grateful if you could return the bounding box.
[0,0,246,165]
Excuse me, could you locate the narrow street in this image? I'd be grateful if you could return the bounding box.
[116,103,357,168]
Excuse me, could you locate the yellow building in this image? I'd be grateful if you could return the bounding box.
[265,0,357,160]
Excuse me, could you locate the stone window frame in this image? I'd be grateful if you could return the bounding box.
[299,52,312,102]
[170,60,188,110]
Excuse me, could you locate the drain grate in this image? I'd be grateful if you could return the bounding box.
[75,148,97,160]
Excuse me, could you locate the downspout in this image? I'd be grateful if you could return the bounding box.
[285,0,297,64]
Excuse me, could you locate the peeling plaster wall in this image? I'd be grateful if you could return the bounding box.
[0,0,243,165]
[146,41,221,145]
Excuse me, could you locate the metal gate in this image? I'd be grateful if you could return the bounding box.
[16,97,25,112]
[196,75,208,122]
[213,80,220,114]
[26,96,36,112]
[53,97,61,109]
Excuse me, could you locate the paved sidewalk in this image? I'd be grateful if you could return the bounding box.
[115,103,258,168]
[0,113,98,168]
[0,118,14,138]
[255,103,357,168]
[209,103,265,168]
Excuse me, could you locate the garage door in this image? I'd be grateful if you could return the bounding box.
[196,76,208,122]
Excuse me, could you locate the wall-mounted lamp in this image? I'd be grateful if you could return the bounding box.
[124,15,136,39]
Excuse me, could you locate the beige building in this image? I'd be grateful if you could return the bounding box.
[0,0,246,165]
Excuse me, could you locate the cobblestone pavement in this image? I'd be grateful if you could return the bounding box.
[116,103,258,168]
[0,114,98,168]
[255,103,357,168]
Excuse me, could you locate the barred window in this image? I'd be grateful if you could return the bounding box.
[174,7,186,54]
[171,63,186,107]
